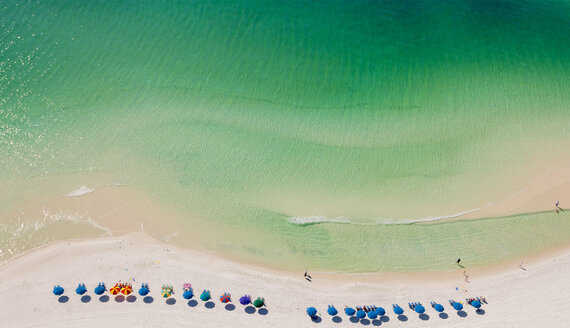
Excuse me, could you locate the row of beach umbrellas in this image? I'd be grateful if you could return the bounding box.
[307,299,483,319]
[52,283,266,307]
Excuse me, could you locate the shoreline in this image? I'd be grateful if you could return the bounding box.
[1,162,569,272]
[3,229,570,283]
[0,232,569,327]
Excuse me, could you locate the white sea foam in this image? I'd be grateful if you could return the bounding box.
[0,210,111,261]
[287,216,351,225]
[67,186,95,197]
[287,208,480,226]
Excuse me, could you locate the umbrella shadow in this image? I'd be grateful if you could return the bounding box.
[143,296,154,304]
[371,319,382,326]
[245,306,256,314]
[380,316,390,323]
[360,318,371,325]
[349,317,360,323]
[126,295,137,303]
[187,300,198,307]
[58,296,69,303]
[99,295,109,303]
[332,316,342,323]
[310,315,322,323]
[81,295,91,303]
[476,309,486,315]
[397,315,408,322]
[419,313,430,321]
[115,295,125,303]
[166,298,176,305]
[258,308,268,315]
[205,301,215,309]
[457,310,467,317]
[439,313,449,319]
[225,303,236,311]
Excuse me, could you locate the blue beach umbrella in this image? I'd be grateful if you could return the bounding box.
[376,307,386,316]
[327,305,338,316]
[356,310,366,319]
[53,286,64,296]
[453,302,463,311]
[138,286,149,296]
[415,305,425,314]
[345,307,356,316]
[434,304,444,312]
[307,307,317,317]
[394,306,404,315]
[471,300,481,309]
[367,311,377,319]
[183,289,194,300]
[94,285,105,295]
[75,284,87,295]
[239,295,251,305]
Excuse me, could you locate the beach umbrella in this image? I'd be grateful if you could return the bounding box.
[53,286,64,296]
[434,304,444,312]
[453,302,463,311]
[356,310,366,319]
[327,305,338,316]
[253,297,265,308]
[200,290,211,302]
[414,304,425,313]
[110,284,121,295]
[367,311,377,319]
[306,307,317,318]
[138,286,149,296]
[471,300,481,309]
[94,284,105,295]
[239,295,251,305]
[344,307,356,316]
[121,284,132,295]
[376,307,386,316]
[161,289,172,298]
[183,289,194,300]
[394,306,404,315]
[220,293,231,303]
[75,284,87,295]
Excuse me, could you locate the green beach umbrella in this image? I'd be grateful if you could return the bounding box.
[200,290,211,301]
[253,297,265,308]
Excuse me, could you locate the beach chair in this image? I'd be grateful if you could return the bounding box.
[477,296,487,304]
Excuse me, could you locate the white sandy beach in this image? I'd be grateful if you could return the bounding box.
[0,232,568,328]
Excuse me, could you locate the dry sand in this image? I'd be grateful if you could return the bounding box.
[0,232,568,328]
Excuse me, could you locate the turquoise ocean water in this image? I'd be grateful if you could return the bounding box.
[1,0,569,271]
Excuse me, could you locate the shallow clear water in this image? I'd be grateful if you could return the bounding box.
[1,0,569,270]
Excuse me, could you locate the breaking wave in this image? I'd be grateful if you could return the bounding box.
[287,208,480,226]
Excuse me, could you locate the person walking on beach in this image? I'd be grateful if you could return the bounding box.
[304,268,312,282]
[555,200,563,214]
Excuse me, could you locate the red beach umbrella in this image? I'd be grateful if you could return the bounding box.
[110,284,121,295]
[121,284,133,295]
[220,293,231,303]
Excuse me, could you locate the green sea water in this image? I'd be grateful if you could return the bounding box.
[1,0,569,271]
